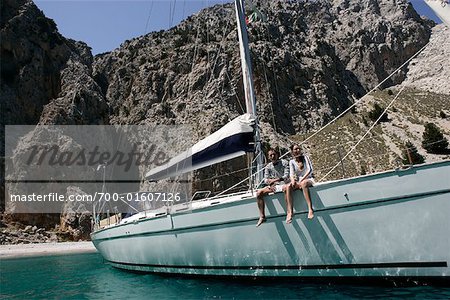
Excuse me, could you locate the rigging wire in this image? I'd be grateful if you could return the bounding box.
[225,70,246,114]
[186,22,202,99]
[274,40,431,161]
[206,0,211,83]
[182,0,186,19]
[144,1,154,35]
[211,1,248,115]
[213,1,246,114]
[262,63,278,132]
[139,2,437,198]
[261,13,282,132]
[293,42,430,149]
[206,1,230,86]
[169,0,178,28]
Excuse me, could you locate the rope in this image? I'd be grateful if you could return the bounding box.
[192,92,447,196]
[206,0,210,75]
[282,41,432,157]
[225,70,246,114]
[182,0,186,18]
[262,63,278,132]
[169,0,178,28]
[186,22,202,99]
[295,42,429,148]
[144,1,154,35]
[272,40,431,162]
[209,171,253,199]
[195,166,248,183]
[207,1,231,88]
[319,86,406,181]
[311,137,449,177]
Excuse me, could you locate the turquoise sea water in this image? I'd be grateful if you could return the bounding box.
[1,253,449,299]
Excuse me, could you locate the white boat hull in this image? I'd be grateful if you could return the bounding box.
[92,161,450,280]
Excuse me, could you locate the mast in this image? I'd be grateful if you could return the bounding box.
[234,0,264,186]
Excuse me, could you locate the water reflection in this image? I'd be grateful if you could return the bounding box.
[1,253,449,299]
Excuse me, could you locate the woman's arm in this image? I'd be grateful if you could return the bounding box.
[299,155,312,183]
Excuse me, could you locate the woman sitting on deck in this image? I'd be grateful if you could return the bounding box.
[285,144,315,223]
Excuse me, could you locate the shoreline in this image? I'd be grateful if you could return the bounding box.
[0,241,97,259]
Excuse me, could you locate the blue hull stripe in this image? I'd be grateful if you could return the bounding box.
[107,260,447,270]
[193,131,254,166]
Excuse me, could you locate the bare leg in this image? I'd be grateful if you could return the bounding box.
[256,189,267,226]
[285,184,294,223]
[301,181,314,219]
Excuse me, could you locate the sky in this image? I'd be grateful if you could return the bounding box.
[34,0,442,55]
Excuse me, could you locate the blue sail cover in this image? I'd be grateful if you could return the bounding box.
[145,114,255,181]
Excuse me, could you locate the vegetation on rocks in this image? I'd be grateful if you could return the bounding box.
[422,122,449,153]
[402,141,425,165]
[368,103,389,123]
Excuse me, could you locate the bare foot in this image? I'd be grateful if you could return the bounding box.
[286,213,293,224]
[308,210,314,219]
[256,217,266,227]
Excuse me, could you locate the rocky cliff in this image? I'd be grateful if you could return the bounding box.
[1,0,109,233]
[401,24,450,95]
[93,0,432,135]
[1,0,109,130]
[91,0,434,192]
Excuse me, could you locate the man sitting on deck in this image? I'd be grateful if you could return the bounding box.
[256,148,290,227]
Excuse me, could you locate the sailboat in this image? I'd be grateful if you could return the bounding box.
[91,0,450,281]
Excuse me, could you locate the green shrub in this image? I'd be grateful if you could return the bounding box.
[368,103,388,123]
[36,16,57,32]
[360,165,367,175]
[402,141,424,165]
[362,116,368,127]
[422,123,449,153]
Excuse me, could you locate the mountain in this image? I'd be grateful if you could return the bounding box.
[92,0,432,134]
[300,24,450,182]
[1,0,448,238]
